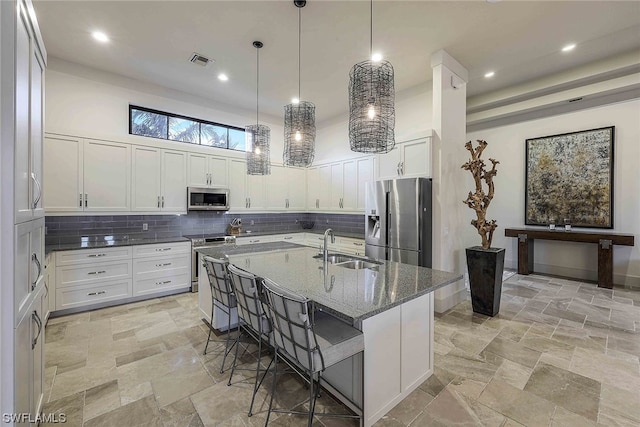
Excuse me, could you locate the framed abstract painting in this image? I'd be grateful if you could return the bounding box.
[525,126,614,228]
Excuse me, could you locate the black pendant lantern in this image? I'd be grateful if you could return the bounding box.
[283,0,316,167]
[246,41,271,175]
[348,0,395,153]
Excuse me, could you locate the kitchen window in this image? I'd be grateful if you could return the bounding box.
[129,105,245,151]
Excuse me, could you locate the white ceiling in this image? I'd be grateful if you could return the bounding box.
[33,0,640,124]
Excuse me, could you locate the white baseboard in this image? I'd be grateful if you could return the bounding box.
[504,258,640,288]
[434,281,469,313]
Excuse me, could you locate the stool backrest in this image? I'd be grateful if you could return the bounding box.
[261,277,323,372]
[202,256,235,308]
[227,264,270,335]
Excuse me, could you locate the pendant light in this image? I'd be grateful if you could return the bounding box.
[348,0,395,153]
[246,41,271,175]
[283,0,316,167]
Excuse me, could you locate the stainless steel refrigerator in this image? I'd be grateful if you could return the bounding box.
[365,177,432,267]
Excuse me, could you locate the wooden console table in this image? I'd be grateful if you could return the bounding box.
[504,228,635,288]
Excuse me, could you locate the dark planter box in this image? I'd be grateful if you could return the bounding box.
[465,246,506,317]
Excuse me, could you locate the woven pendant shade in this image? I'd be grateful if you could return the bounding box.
[283,101,315,166]
[245,41,270,175]
[245,124,271,175]
[348,0,395,154]
[283,0,315,167]
[349,60,395,153]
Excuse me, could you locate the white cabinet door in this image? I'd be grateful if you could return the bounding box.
[402,139,430,178]
[287,167,306,210]
[43,136,83,212]
[306,167,320,210]
[161,150,187,213]
[228,159,247,210]
[14,309,31,419]
[266,165,287,210]
[30,49,45,220]
[83,140,131,211]
[317,165,331,210]
[247,174,265,210]
[15,223,31,324]
[209,156,227,187]
[330,163,344,210]
[14,9,31,224]
[187,153,208,188]
[31,289,45,417]
[376,146,402,180]
[131,146,161,211]
[342,160,357,211]
[357,157,373,211]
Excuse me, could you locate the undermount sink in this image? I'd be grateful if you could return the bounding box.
[335,260,382,270]
[313,253,382,269]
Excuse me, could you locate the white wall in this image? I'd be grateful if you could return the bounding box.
[466,99,640,286]
[314,82,433,162]
[45,58,286,161]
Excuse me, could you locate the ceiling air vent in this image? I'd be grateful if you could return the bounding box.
[189,53,213,67]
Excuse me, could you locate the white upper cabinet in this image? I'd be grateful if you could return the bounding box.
[132,147,186,213]
[14,1,46,224]
[187,153,227,188]
[83,139,131,211]
[356,157,373,210]
[310,157,372,213]
[228,158,248,210]
[44,136,83,212]
[266,165,306,211]
[376,137,431,180]
[307,164,331,211]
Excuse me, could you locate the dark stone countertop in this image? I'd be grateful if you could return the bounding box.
[45,235,190,255]
[196,241,461,327]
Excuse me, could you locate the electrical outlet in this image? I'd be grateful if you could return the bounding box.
[250,220,255,226]
[326,219,329,224]
[295,218,299,224]
[142,223,148,231]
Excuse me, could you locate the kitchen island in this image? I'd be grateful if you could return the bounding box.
[196,242,462,426]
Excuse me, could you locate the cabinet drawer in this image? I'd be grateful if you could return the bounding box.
[132,242,190,258]
[56,260,132,288]
[133,255,190,278]
[133,272,190,296]
[56,279,132,310]
[56,246,132,265]
[337,237,365,248]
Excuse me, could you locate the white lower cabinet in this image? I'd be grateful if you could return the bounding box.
[52,241,191,313]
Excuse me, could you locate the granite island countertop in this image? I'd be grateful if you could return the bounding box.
[196,241,462,327]
[45,235,190,255]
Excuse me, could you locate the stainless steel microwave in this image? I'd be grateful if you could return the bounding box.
[187,187,230,211]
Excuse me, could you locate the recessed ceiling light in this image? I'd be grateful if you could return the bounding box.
[484,71,495,78]
[291,97,300,104]
[218,73,229,82]
[562,43,576,52]
[91,31,109,43]
[371,52,383,62]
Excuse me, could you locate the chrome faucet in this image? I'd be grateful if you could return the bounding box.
[323,228,335,264]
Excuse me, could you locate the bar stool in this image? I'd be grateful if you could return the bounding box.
[226,264,274,417]
[261,277,364,427]
[202,255,237,373]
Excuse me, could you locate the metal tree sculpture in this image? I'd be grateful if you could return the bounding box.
[462,140,499,249]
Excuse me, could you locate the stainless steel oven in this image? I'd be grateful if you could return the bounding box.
[187,235,236,292]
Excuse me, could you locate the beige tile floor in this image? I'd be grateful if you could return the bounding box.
[41,274,640,426]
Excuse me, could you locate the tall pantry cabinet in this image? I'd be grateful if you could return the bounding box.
[1,0,47,423]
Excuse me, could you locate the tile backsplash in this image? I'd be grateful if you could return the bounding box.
[45,211,364,245]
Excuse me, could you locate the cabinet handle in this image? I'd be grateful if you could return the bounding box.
[85,193,88,208]
[44,281,49,297]
[156,280,171,285]
[87,270,106,275]
[87,253,106,258]
[245,198,248,208]
[249,239,260,243]
[162,196,165,208]
[87,290,107,296]
[156,262,172,267]
[157,196,160,208]
[31,173,42,209]
[31,253,42,290]
[400,162,405,175]
[31,311,42,350]
[284,237,292,240]
[316,199,319,208]
[353,242,363,246]
[155,247,172,252]
[248,198,251,208]
[79,193,83,207]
